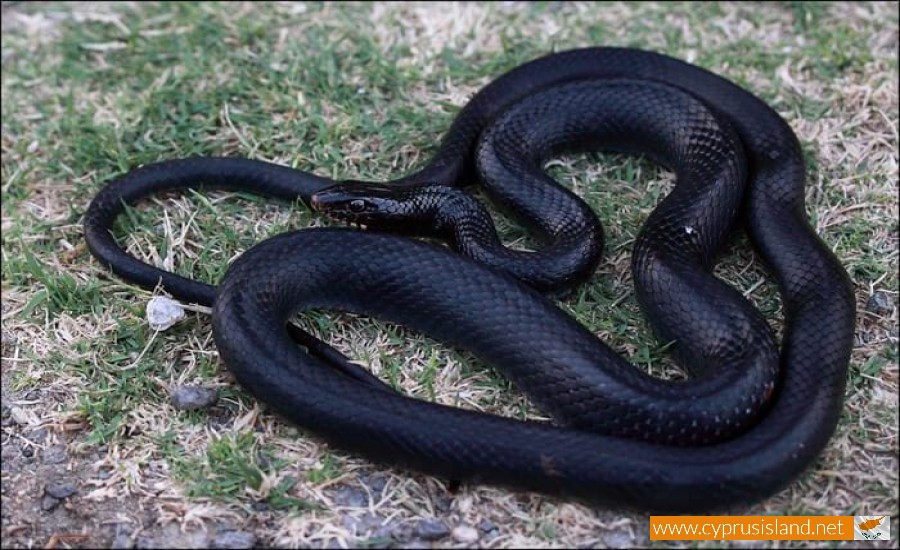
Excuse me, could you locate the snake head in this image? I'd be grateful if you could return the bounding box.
[310,181,441,234]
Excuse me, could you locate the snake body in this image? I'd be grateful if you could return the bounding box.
[83,47,855,512]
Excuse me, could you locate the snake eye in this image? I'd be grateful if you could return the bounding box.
[349,199,366,213]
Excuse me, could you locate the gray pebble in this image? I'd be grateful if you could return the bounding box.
[334,485,368,507]
[210,530,257,549]
[388,522,415,542]
[602,530,635,548]
[361,473,387,496]
[1,443,19,459]
[28,427,48,443]
[345,512,385,535]
[1,330,17,354]
[361,513,385,531]
[214,520,236,533]
[135,523,209,549]
[416,519,450,541]
[170,385,219,411]
[41,495,60,511]
[433,494,452,513]
[0,406,12,427]
[112,525,134,549]
[255,450,271,470]
[478,519,497,533]
[43,445,67,465]
[112,534,134,549]
[341,516,356,532]
[867,291,894,315]
[135,536,156,549]
[10,407,33,426]
[45,481,77,499]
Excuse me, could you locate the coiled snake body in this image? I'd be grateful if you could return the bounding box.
[83,47,855,512]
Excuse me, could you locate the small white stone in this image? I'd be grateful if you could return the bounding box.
[684,225,694,235]
[452,525,479,544]
[147,296,185,331]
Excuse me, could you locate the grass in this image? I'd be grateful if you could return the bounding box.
[2,1,898,548]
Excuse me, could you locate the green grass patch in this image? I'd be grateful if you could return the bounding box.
[170,431,320,511]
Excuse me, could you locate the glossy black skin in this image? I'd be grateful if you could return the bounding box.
[82,47,855,512]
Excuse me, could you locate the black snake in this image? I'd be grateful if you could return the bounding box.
[83,47,855,512]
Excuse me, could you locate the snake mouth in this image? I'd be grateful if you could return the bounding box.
[310,197,370,229]
[308,190,343,212]
[309,183,411,230]
[310,188,363,210]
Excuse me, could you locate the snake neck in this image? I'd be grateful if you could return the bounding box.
[427,187,601,292]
